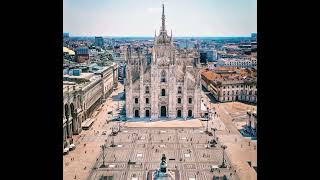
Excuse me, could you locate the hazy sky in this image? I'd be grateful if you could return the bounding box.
[63,0,257,37]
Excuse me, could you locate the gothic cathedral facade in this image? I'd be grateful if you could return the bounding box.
[125,4,202,120]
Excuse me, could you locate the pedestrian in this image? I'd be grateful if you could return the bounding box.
[74,175,76,179]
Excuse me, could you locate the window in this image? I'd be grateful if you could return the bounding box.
[227,91,229,95]
[178,87,182,94]
[236,90,238,95]
[232,86,234,88]
[188,110,192,117]
[232,91,234,95]
[178,98,181,104]
[145,86,149,94]
[135,98,138,104]
[189,98,192,104]
[161,89,166,96]
[161,70,166,82]
[223,86,226,89]
[146,98,149,104]
[223,91,226,96]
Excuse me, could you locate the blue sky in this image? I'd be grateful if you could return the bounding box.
[63,0,257,37]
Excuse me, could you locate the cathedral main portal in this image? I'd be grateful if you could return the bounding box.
[160,106,167,117]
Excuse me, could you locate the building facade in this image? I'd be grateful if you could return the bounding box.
[63,83,84,149]
[201,68,257,103]
[95,36,104,48]
[75,47,90,63]
[125,4,202,120]
[63,63,118,150]
[217,58,253,69]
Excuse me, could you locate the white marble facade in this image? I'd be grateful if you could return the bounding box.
[125,4,201,120]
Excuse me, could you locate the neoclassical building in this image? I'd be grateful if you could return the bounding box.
[63,83,84,149]
[125,4,202,120]
[201,67,257,103]
[63,63,118,149]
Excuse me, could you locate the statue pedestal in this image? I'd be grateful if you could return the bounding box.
[147,169,179,180]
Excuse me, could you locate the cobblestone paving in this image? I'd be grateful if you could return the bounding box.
[88,127,239,180]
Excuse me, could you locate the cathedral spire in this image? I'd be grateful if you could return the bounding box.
[161,3,166,32]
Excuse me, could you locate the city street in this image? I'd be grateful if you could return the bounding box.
[63,83,125,180]
[201,90,257,180]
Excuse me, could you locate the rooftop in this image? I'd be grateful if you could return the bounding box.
[63,47,75,55]
[201,68,256,85]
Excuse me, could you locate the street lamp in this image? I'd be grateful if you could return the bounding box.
[220,145,227,168]
[118,121,121,132]
[206,107,213,133]
[110,134,116,147]
[212,128,217,141]
[100,144,107,168]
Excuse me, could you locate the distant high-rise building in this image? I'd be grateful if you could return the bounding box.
[251,33,257,41]
[75,47,90,63]
[251,33,257,52]
[199,49,217,64]
[199,51,208,64]
[63,33,69,39]
[95,36,104,48]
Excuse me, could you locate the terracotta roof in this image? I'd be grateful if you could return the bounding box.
[201,67,256,83]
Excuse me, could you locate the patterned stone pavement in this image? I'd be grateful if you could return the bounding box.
[88,127,239,180]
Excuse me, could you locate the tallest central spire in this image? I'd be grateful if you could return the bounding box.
[161,3,166,32]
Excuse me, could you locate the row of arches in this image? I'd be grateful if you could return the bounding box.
[64,103,81,139]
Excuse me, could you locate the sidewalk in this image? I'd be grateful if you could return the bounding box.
[63,83,124,180]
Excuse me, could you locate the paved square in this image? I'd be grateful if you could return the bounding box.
[88,127,239,180]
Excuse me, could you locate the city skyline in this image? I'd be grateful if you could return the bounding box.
[63,0,257,37]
